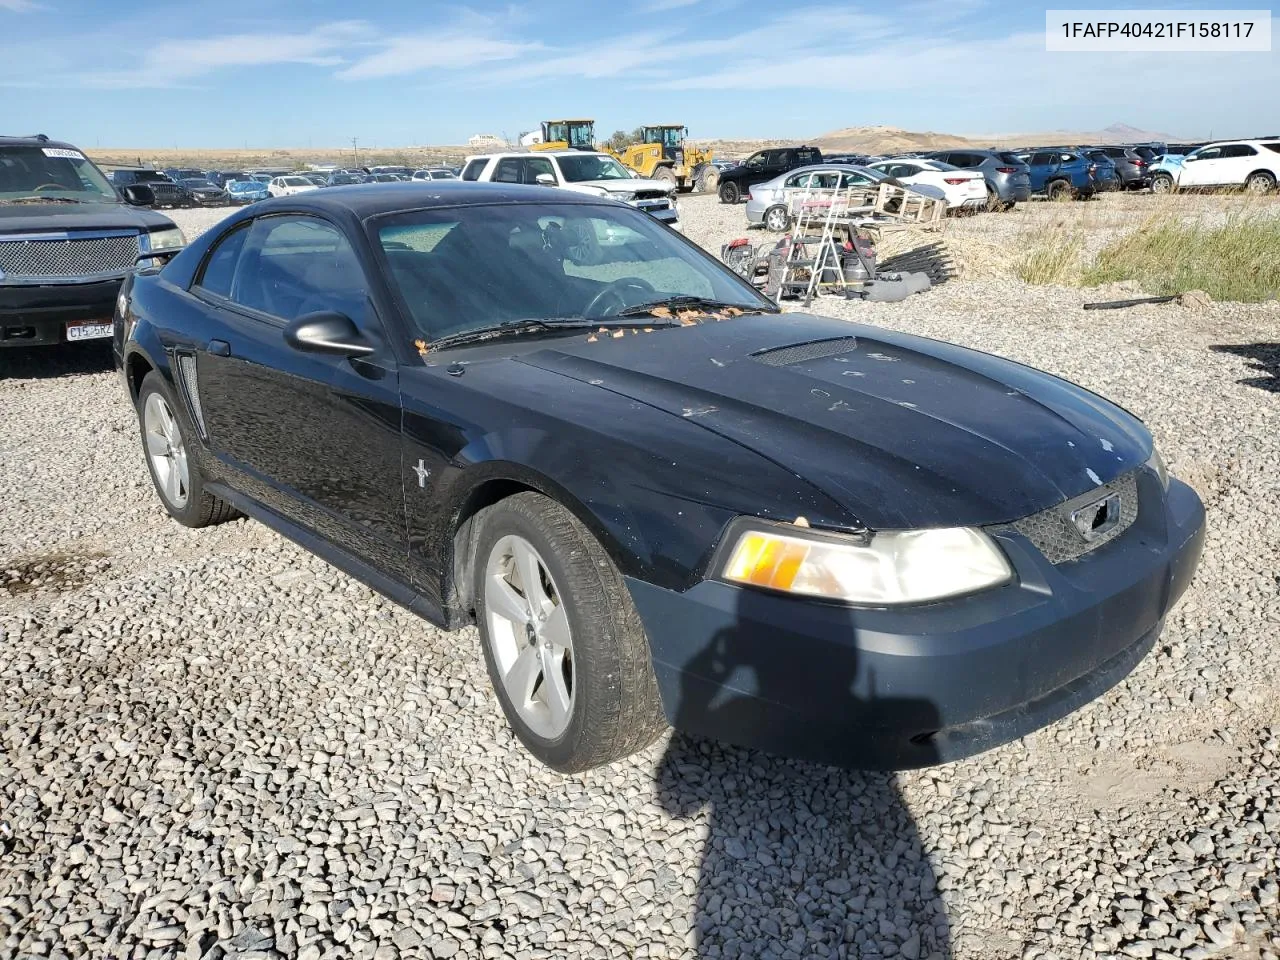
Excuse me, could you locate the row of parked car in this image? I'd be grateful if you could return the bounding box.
[107,164,462,208]
[715,136,1280,229]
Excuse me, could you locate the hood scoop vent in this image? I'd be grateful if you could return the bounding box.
[752,337,859,367]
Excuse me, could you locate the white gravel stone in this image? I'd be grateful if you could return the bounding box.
[2,192,1278,960]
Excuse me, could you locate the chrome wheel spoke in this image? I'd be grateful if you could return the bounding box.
[540,603,570,651]
[144,427,169,457]
[164,459,182,504]
[487,575,530,625]
[503,645,542,705]
[539,644,572,729]
[511,539,548,618]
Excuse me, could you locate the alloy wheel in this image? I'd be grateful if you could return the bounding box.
[143,392,190,509]
[484,534,575,739]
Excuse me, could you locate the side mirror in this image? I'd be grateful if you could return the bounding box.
[284,311,375,357]
[534,173,556,186]
[120,184,155,206]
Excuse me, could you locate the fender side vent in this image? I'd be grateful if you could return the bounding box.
[174,353,207,439]
[752,337,859,366]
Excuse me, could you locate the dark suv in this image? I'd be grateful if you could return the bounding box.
[716,146,822,203]
[1097,146,1156,189]
[110,168,192,209]
[1,135,185,349]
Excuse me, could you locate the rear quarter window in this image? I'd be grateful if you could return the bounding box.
[460,159,487,181]
[195,224,250,298]
[996,152,1024,165]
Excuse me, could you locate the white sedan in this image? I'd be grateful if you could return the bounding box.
[267,175,320,198]
[869,159,987,210]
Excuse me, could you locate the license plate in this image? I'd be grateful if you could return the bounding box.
[66,321,113,341]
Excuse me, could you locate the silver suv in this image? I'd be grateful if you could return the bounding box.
[924,149,1031,209]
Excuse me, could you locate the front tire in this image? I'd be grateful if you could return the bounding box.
[136,371,237,528]
[472,493,666,772]
[1151,173,1175,194]
[652,166,677,188]
[763,204,790,232]
[718,180,741,204]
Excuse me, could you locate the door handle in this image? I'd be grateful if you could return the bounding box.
[208,339,230,357]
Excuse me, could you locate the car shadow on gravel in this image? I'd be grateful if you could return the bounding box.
[0,341,115,381]
[1209,342,1280,393]
[653,588,951,959]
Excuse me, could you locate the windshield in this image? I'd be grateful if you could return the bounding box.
[330,174,362,184]
[282,177,311,186]
[557,154,631,182]
[374,202,773,344]
[0,145,116,201]
[228,181,261,190]
[182,178,215,188]
[648,127,683,147]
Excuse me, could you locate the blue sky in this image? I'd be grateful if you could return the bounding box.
[2,0,1275,147]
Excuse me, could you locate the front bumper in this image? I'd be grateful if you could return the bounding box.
[626,473,1205,769]
[1,278,122,348]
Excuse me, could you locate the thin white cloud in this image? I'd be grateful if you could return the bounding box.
[336,31,538,79]
[0,0,40,10]
[641,0,700,10]
[81,20,374,88]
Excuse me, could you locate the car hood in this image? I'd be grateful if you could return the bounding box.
[571,178,673,195]
[518,313,1150,529]
[0,200,175,233]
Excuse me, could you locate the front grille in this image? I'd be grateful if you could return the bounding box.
[0,233,138,280]
[753,337,860,366]
[634,199,671,213]
[633,189,669,201]
[1007,471,1139,564]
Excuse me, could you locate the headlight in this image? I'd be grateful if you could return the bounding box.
[1146,446,1169,489]
[719,520,1012,605]
[142,227,186,254]
[610,191,636,202]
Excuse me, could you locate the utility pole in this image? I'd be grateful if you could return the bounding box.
[351,137,360,169]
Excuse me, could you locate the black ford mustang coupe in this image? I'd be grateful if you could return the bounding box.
[114,183,1205,772]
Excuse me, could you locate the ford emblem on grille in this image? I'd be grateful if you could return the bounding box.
[1070,493,1121,541]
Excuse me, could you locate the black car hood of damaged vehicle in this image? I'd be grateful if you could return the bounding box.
[0,200,176,233]
[518,312,1152,529]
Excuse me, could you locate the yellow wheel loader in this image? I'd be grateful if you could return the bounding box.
[533,119,597,151]
[609,125,717,192]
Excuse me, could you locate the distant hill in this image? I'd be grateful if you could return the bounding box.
[810,125,975,154]
[975,122,1183,147]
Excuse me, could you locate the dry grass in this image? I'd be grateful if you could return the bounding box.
[1002,195,1280,301]
[1082,212,1280,303]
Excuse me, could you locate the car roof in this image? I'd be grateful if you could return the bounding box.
[0,135,81,151]
[243,181,612,219]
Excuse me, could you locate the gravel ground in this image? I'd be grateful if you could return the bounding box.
[2,195,1279,960]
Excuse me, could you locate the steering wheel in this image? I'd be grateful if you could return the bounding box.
[584,277,656,318]
[32,183,66,192]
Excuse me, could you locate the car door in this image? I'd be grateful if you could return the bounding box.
[491,157,523,184]
[521,155,556,186]
[1178,146,1221,185]
[185,214,410,581]
[1216,144,1258,185]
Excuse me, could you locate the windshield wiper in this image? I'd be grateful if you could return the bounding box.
[615,295,776,317]
[0,196,92,205]
[426,316,679,351]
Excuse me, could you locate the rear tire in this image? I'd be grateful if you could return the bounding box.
[1245,171,1276,194]
[136,371,238,528]
[1046,179,1073,201]
[1151,173,1175,194]
[472,492,666,772]
[985,185,1001,211]
[718,180,741,204]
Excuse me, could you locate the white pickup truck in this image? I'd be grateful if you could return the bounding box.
[461,151,681,231]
